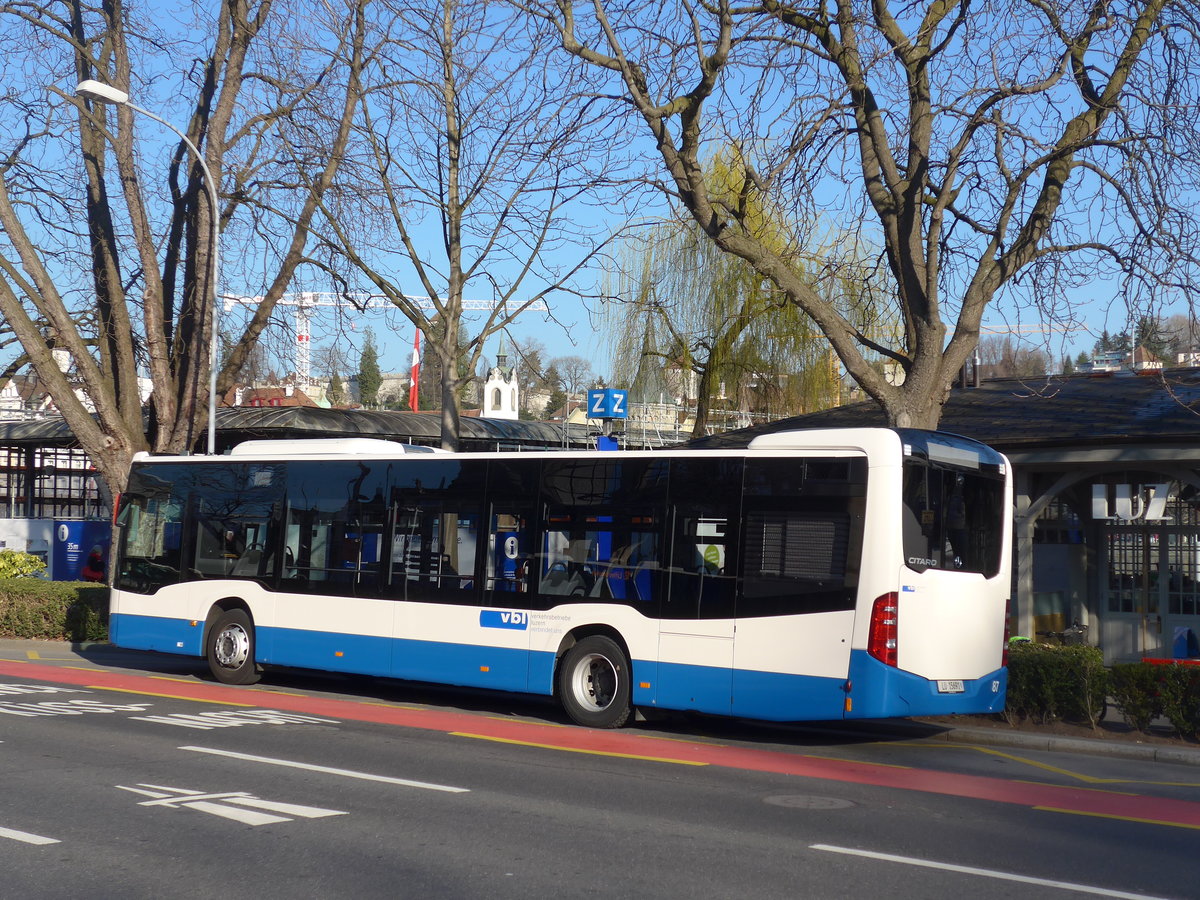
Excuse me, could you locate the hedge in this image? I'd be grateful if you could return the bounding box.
[0,578,109,643]
[1111,662,1200,740]
[1004,642,1108,728]
[1006,642,1200,739]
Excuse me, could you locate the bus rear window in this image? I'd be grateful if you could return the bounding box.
[901,462,1004,576]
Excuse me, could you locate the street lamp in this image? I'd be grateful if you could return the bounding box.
[75,79,222,455]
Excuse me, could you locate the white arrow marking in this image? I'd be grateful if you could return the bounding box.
[0,826,60,845]
[164,800,293,827]
[179,745,469,793]
[116,784,346,827]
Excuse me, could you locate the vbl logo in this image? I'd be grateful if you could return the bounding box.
[479,610,529,630]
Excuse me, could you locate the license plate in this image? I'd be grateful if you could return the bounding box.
[937,680,965,694]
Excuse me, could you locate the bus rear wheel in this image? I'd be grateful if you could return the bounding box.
[557,635,631,729]
[206,609,260,685]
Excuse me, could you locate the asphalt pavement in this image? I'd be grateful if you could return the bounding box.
[4,637,1199,767]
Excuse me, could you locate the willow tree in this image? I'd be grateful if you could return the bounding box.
[541,0,1200,429]
[609,156,895,435]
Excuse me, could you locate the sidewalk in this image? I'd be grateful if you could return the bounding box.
[852,712,1200,767]
[4,638,1200,765]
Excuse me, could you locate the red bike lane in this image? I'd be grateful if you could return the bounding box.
[3,658,1198,830]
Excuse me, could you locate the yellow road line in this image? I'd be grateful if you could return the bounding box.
[482,715,565,727]
[451,732,708,766]
[1036,806,1200,831]
[804,752,911,770]
[892,742,1110,782]
[25,651,41,660]
[85,685,255,706]
[896,741,1200,788]
[1013,779,1138,796]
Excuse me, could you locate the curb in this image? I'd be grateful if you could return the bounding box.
[918,724,1200,767]
[780,716,1200,767]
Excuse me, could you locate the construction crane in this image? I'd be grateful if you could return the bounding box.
[223,291,549,382]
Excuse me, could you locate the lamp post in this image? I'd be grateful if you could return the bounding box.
[75,79,222,455]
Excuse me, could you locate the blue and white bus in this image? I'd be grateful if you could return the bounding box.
[109,428,1011,728]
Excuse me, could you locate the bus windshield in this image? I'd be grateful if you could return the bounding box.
[900,436,1005,577]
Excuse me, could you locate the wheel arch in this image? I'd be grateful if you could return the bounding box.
[553,624,632,699]
[203,596,254,646]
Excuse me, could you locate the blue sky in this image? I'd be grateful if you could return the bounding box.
[4,0,1190,393]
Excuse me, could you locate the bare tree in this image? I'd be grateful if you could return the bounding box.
[509,335,550,417]
[551,355,595,396]
[0,0,368,496]
[976,336,1050,380]
[537,0,1200,429]
[312,0,630,450]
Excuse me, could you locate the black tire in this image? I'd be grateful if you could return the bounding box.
[557,635,632,728]
[206,608,260,685]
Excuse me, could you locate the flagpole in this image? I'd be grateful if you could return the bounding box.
[409,329,420,412]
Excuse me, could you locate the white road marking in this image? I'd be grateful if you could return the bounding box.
[810,845,1170,899]
[116,783,346,826]
[0,826,60,845]
[179,745,470,793]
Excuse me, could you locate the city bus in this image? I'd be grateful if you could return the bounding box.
[109,428,1012,728]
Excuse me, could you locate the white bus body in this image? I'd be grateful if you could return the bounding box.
[110,428,1011,727]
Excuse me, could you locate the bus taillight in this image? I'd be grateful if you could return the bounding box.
[867,592,899,667]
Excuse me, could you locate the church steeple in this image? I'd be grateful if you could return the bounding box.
[481,338,519,420]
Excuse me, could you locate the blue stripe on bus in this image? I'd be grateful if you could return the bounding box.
[390,636,531,692]
[261,627,393,677]
[653,659,733,716]
[110,615,1005,720]
[733,668,850,721]
[844,649,1007,718]
[109,613,203,656]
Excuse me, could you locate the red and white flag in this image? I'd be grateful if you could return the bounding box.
[409,329,420,411]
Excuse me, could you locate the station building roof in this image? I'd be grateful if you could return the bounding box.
[686,369,1200,467]
[0,406,591,453]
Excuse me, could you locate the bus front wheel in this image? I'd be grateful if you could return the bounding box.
[557,635,631,729]
[206,609,261,685]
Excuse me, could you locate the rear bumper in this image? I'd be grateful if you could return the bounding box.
[845,649,1007,719]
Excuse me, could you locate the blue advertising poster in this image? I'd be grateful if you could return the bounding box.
[52,521,113,583]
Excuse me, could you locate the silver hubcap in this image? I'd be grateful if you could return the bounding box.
[214,623,250,670]
[569,652,617,712]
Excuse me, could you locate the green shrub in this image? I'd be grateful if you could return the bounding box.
[1005,642,1057,724]
[1058,645,1109,728]
[0,549,47,578]
[0,578,109,642]
[1109,663,1163,732]
[1004,642,1108,727]
[1157,665,1200,740]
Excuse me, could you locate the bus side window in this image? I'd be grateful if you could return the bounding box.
[540,520,596,597]
[487,508,533,596]
[665,457,742,620]
[738,456,866,617]
[389,503,480,600]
